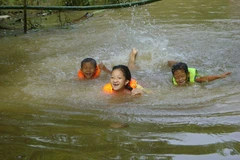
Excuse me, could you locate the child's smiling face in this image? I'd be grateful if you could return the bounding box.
[110,69,129,92]
[81,62,96,79]
[173,69,188,86]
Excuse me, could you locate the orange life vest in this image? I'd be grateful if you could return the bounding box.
[103,79,138,94]
[78,65,101,79]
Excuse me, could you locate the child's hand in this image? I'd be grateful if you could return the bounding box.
[220,72,232,78]
[131,88,143,96]
[99,62,108,71]
[98,62,105,70]
[99,62,111,74]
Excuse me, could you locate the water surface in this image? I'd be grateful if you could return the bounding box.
[0,0,240,159]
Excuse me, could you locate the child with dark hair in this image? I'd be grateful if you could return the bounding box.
[168,61,232,86]
[103,48,144,95]
[78,48,139,80]
[103,65,144,95]
[78,58,111,79]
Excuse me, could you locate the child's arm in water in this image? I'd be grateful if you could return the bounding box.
[131,88,144,96]
[195,72,232,83]
[98,62,111,74]
[131,84,149,96]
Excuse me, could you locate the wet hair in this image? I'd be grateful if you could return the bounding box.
[112,65,133,91]
[81,58,97,68]
[171,62,188,75]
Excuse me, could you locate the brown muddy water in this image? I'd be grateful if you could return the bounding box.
[0,0,240,159]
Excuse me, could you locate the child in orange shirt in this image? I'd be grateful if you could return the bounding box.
[78,58,111,80]
[103,48,144,95]
[78,48,139,80]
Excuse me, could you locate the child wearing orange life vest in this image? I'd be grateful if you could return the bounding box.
[78,58,111,80]
[104,48,145,95]
[103,65,144,95]
[78,48,139,80]
[103,48,144,95]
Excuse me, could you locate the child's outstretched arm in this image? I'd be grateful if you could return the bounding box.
[99,62,111,74]
[195,72,232,83]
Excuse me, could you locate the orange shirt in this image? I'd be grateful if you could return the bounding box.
[103,79,138,94]
[78,65,101,79]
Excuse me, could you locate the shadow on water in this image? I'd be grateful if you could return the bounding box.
[1,0,240,159]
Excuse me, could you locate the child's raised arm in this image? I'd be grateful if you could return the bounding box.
[99,62,111,74]
[195,72,232,83]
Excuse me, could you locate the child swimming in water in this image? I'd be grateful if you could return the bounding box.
[78,48,139,80]
[168,61,232,86]
[78,58,111,79]
[103,48,144,95]
[103,65,144,95]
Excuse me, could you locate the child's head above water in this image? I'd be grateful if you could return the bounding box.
[81,58,97,68]
[170,61,232,86]
[171,62,189,86]
[171,62,188,75]
[111,65,133,91]
[80,58,98,79]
